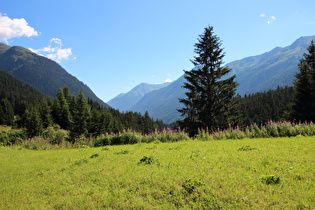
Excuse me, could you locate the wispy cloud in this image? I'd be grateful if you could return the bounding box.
[165,78,172,83]
[0,13,39,43]
[260,13,277,24]
[29,38,76,63]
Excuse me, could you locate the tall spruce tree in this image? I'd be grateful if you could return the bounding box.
[291,40,315,122]
[70,90,90,140]
[178,26,238,135]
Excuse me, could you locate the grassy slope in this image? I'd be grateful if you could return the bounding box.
[0,137,314,209]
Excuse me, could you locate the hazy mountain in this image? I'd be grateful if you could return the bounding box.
[129,76,185,123]
[0,43,110,108]
[107,82,171,111]
[130,35,315,124]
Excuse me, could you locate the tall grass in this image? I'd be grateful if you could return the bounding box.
[1,121,315,150]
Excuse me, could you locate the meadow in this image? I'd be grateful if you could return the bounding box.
[1,135,314,209]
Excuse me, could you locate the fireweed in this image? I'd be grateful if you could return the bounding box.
[4,121,315,149]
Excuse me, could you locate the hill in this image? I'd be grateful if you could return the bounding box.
[0,43,109,108]
[107,82,171,111]
[130,35,315,124]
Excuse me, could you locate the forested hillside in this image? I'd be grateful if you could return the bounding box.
[0,43,109,108]
[0,72,166,139]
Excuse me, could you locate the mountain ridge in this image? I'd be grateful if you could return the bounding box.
[0,43,110,108]
[107,82,171,111]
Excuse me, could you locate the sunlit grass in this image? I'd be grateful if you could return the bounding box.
[1,136,314,209]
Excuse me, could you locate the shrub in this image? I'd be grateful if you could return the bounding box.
[138,156,159,165]
[260,175,280,185]
[182,178,205,194]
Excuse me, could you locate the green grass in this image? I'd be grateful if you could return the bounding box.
[1,136,314,209]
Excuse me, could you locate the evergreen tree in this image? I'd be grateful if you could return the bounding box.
[53,88,72,129]
[291,40,315,122]
[25,107,43,137]
[39,98,53,128]
[178,26,239,135]
[0,99,14,126]
[143,111,153,135]
[70,90,90,139]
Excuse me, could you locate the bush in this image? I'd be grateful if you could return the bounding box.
[260,175,280,185]
[138,156,159,165]
[0,130,26,146]
[182,178,205,194]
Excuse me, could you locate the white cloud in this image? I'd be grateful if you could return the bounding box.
[165,78,172,83]
[271,16,277,21]
[260,13,277,24]
[0,13,39,43]
[29,38,74,63]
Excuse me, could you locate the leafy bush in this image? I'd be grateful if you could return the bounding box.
[138,156,159,165]
[260,175,280,185]
[182,178,205,194]
[0,129,25,146]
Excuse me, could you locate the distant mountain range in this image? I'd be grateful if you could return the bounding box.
[110,35,314,124]
[107,82,171,111]
[0,43,109,108]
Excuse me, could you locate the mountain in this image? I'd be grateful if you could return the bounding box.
[229,35,315,95]
[130,35,315,124]
[130,76,185,123]
[0,43,110,108]
[107,82,171,111]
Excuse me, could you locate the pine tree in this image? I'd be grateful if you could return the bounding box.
[39,98,53,128]
[25,107,43,137]
[178,26,239,135]
[0,99,14,126]
[291,40,315,122]
[70,90,90,140]
[53,88,72,129]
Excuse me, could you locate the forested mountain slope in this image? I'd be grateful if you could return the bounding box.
[0,43,109,108]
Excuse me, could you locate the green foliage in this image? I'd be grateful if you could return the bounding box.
[25,107,43,137]
[182,178,205,194]
[238,86,294,128]
[69,90,90,140]
[260,175,280,185]
[138,156,159,165]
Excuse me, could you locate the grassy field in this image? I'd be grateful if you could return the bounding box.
[1,136,314,209]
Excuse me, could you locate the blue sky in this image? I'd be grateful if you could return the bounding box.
[1,0,314,102]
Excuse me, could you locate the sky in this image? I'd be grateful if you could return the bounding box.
[1,0,315,102]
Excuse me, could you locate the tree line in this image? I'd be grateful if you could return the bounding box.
[0,85,166,140]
